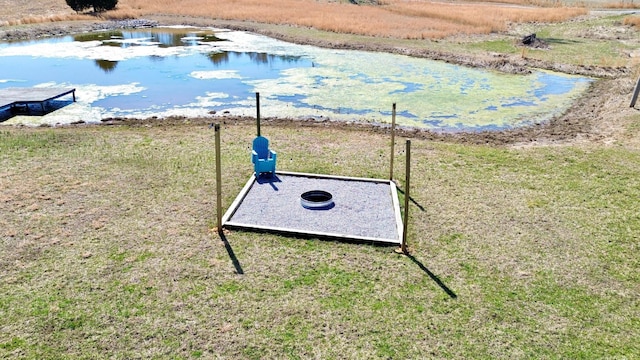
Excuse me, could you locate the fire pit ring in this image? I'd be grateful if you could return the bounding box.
[300,190,334,210]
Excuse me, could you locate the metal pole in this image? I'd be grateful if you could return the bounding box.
[401,139,411,254]
[256,92,261,136]
[215,123,223,234]
[631,76,640,108]
[390,103,396,181]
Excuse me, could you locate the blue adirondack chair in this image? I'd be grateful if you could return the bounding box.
[252,136,277,176]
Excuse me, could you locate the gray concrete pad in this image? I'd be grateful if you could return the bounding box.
[222,171,403,245]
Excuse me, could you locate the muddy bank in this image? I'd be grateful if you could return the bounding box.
[0,19,156,41]
[91,75,632,147]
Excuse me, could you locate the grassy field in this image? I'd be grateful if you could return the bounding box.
[1,0,640,358]
[1,121,639,358]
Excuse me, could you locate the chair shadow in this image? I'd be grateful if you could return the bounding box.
[396,187,425,212]
[219,231,244,275]
[256,173,282,191]
[407,253,457,299]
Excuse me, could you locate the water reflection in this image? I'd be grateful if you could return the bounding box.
[78,29,306,74]
[74,31,123,43]
[73,29,224,48]
[95,59,118,72]
[206,51,306,66]
[0,27,592,130]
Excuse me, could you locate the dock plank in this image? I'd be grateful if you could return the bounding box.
[0,87,76,105]
[0,88,76,122]
[0,87,76,118]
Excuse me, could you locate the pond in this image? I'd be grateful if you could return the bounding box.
[0,26,592,131]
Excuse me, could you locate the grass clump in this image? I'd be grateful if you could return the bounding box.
[624,14,640,27]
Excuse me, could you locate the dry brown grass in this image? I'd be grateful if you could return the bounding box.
[98,9,142,20]
[603,1,640,8]
[0,0,588,39]
[624,15,640,26]
[1,13,93,26]
[113,0,587,39]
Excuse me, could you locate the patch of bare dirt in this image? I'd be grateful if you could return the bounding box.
[0,0,74,23]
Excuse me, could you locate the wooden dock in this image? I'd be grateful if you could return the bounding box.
[0,87,76,116]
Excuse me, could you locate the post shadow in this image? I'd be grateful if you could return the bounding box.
[396,187,425,212]
[406,253,457,299]
[219,231,244,275]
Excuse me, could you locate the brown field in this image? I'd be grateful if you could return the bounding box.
[1,0,587,39]
[0,0,77,25]
[113,0,587,39]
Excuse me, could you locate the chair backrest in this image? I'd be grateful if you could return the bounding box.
[252,136,270,159]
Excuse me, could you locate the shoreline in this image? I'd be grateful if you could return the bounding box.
[0,17,634,147]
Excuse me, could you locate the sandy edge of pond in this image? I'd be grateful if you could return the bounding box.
[0,17,638,148]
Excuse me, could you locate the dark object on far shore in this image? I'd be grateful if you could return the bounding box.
[522,33,536,45]
[521,33,549,49]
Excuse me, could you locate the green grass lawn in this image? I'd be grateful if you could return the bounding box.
[1,122,638,358]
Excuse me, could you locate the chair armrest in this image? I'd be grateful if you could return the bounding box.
[269,150,277,161]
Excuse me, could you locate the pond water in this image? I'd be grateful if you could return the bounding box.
[0,26,592,131]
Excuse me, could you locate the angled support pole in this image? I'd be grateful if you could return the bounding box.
[631,76,640,108]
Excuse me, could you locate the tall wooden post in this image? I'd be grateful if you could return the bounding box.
[214,123,223,234]
[390,103,396,181]
[256,92,261,136]
[631,76,640,108]
[401,139,411,254]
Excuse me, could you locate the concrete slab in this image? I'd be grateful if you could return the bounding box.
[222,171,403,245]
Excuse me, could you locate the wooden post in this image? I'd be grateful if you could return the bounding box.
[401,139,411,254]
[631,76,640,108]
[256,92,261,136]
[214,123,223,234]
[390,103,396,181]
